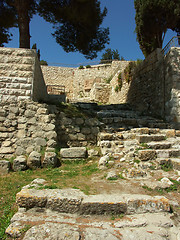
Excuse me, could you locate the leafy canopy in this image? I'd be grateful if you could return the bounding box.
[0,0,109,59]
[134,0,180,57]
[0,0,17,46]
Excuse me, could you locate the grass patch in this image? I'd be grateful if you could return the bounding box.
[160,161,173,172]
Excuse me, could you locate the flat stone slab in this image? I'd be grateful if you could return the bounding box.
[16,188,170,215]
[60,147,87,159]
[6,209,180,240]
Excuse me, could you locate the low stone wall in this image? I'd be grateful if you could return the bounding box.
[0,101,57,160]
[56,110,100,147]
[0,47,48,103]
[0,101,101,162]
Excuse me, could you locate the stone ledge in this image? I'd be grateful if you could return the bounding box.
[16,188,170,215]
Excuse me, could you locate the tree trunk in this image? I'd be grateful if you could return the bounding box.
[15,0,30,48]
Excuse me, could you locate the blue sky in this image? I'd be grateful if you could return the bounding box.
[5,0,175,66]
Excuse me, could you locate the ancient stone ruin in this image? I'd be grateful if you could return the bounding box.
[0,46,180,239]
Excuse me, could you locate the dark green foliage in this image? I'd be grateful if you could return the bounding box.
[86,65,91,68]
[100,48,123,63]
[40,60,48,65]
[134,0,180,57]
[38,0,109,59]
[79,65,84,69]
[124,61,136,83]
[1,0,109,59]
[0,0,17,46]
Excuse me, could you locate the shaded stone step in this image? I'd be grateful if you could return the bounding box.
[97,110,140,118]
[16,188,170,215]
[136,134,166,143]
[147,141,172,149]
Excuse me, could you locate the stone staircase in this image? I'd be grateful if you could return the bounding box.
[74,102,172,131]
[5,103,180,239]
[98,128,180,172]
[5,180,180,239]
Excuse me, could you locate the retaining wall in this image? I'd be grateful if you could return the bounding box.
[127,48,180,125]
[0,47,48,102]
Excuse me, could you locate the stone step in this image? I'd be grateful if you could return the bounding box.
[100,118,168,130]
[16,188,170,216]
[156,149,180,158]
[147,141,172,149]
[97,110,140,118]
[136,134,166,143]
[6,210,179,240]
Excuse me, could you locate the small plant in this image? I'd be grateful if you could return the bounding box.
[38,184,58,190]
[161,161,173,172]
[115,85,120,92]
[134,159,140,164]
[124,61,136,83]
[106,75,113,83]
[79,65,84,69]
[142,185,153,191]
[119,173,125,179]
[140,143,148,149]
[107,176,118,181]
[111,213,124,221]
[86,65,91,68]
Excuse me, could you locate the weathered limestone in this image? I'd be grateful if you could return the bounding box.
[16,188,170,215]
[13,156,27,171]
[27,151,41,169]
[42,152,57,168]
[0,47,48,103]
[60,147,87,159]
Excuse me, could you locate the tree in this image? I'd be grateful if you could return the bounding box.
[1,0,109,59]
[134,0,180,57]
[100,48,123,63]
[0,0,17,46]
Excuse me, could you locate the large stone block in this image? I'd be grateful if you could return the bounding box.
[42,152,57,168]
[13,156,27,171]
[27,151,41,169]
[138,150,157,161]
[60,147,87,159]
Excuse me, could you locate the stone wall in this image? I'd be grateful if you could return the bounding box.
[41,61,129,102]
[0,101,101,161]
[0,101,57,159]
[0,47,48,102]
[41,66,74,99]
[126,48,180,125]
[164,47,180,123]
[108,61,130,104]
[56,110,100,148]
